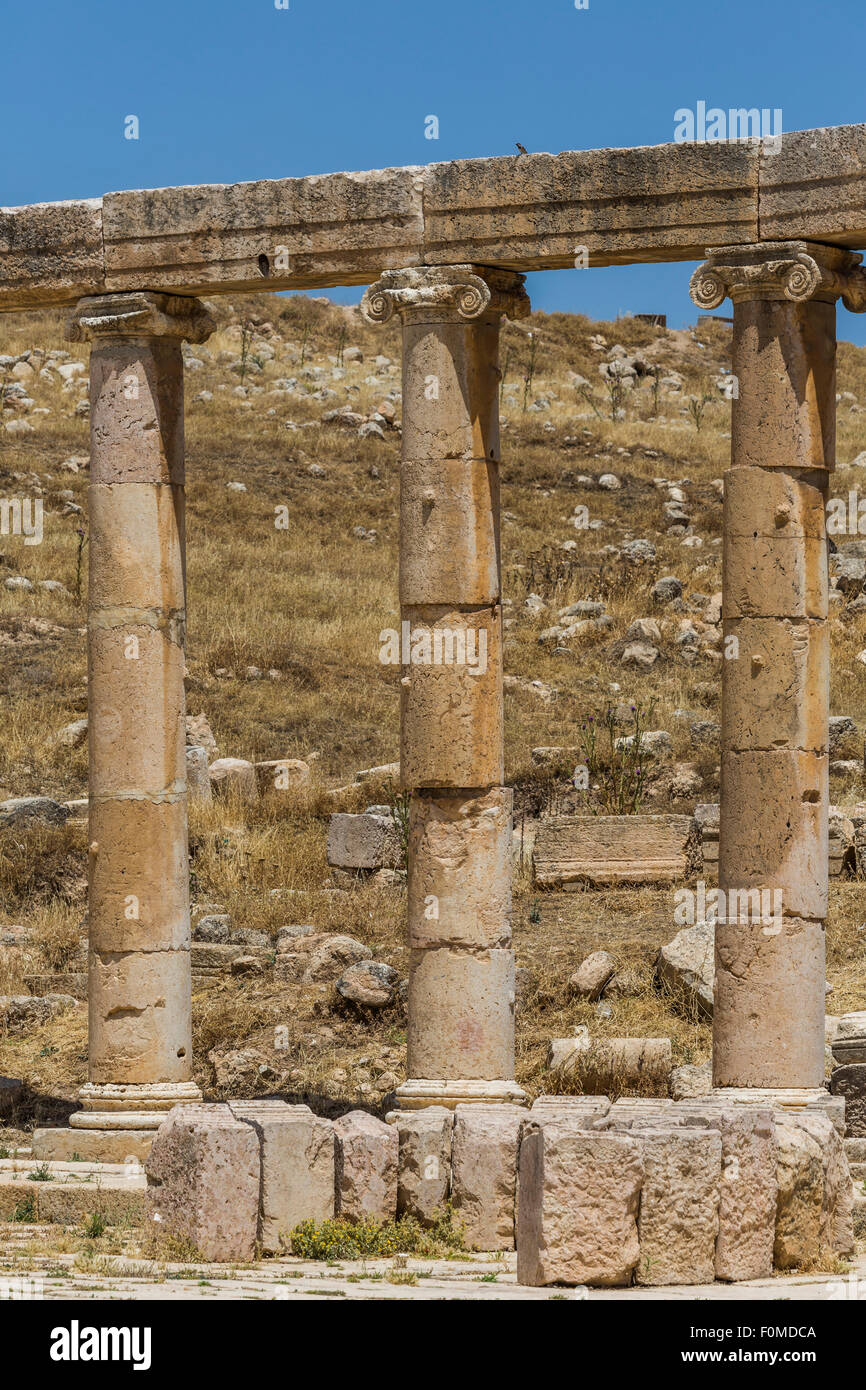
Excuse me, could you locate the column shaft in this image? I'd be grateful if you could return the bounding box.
[70,293,213,1129]
[362,266,528,1108]
[691,244,866,1089]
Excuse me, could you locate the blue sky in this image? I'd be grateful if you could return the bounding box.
[3,0,866,339]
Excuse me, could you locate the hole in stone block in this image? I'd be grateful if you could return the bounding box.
[177,1047,186,1058]
[258,253,270,277]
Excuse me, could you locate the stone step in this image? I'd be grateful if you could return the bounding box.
[0,1160,147,1224]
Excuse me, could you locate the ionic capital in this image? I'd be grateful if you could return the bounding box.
[66,291,216,344]
[361,265,530,325]
[690,242,866,312]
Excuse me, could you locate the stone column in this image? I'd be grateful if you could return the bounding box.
[690,243,866,1092]
[35,292,214,1161]
[361,266,529,1108]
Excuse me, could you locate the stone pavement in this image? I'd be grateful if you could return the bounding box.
[3,1235,863,1301]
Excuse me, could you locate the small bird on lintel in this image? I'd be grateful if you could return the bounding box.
[515,142,528,156]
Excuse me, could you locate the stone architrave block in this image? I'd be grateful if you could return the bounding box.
[327,813,400,871]
[532,814,697,888]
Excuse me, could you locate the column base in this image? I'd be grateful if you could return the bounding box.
[31,1128,156,1163]
[394,1079,527,1110]
[72,1081,203,1128]
[32,1082,203,1163]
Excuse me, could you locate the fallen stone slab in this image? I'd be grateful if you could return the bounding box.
[334,1110,398,1225]
[229,1100,335,1252]
[327,812,401,871]
[533,814,697,888]
[636,1127,721,1286]
[208,757,259,803]
[146,1104,260,1262]
[517,1121,643,1287]
[569,950,617,1001]
[451,1104,523,1251]
[656,919,714,1020]
[386,1107,452,1224]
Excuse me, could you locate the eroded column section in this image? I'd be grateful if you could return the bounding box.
[362,267,529,1108]
[691,244,866,1090]
[69,292,214,1137]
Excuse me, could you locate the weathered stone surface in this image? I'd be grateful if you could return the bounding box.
[529,1094,611,1123]
[703,1107,778,1282]
[713,915,826,1090]
[303,935,372,983]
[830,1064,866,1137]
[0,198,105,310]
[0,797,70,827]
[832,1012,866,1064]
[408,788,511,950]
[532,814,696,888]
[719,750,828,923]
[229,1100,334,1248]
[387,1107,452,1223]
[670,1061,713,1100]
[335,960,399,1008]
[760,123,866,247]
[450,1104,523,1250]
[208,757,259,803]
[517,1122,643,1287]
[103,167,426,295]
[656,920,715,1020]
[185,745,212,804]
[0,994,78,1033]
[146,1105,259,1262]
[334,1110,398,1224]
[327,812,400,871]
[773,1117,825,1268]
[636,1128,721,1285]
[423,141,758,271]
[568,950,617,1001]
[406,947,514,1081]
[400,605,503,789]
